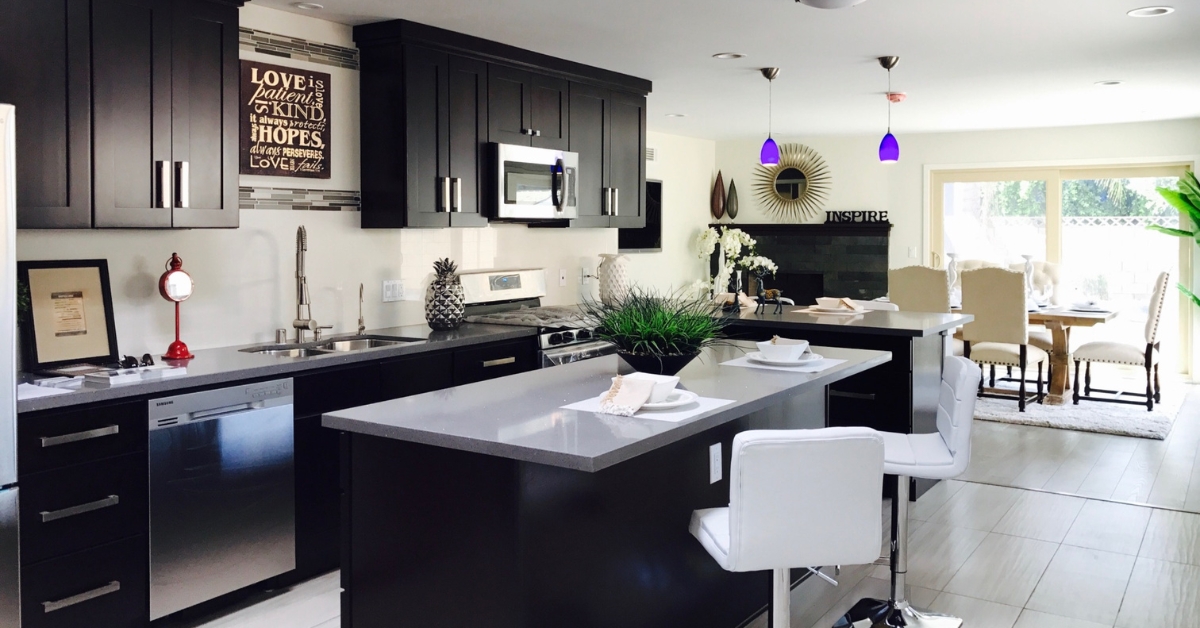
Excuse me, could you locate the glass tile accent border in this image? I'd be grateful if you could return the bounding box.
[239,187,361,211]
[239,27,360,71]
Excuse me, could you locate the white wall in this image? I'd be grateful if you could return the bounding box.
[715,118,1200,268]
[625,131,716,294]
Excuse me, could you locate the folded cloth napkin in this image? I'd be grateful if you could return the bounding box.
[770,336,808,347]
[599,374,656,417]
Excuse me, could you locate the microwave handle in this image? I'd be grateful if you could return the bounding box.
[551,159,564,212]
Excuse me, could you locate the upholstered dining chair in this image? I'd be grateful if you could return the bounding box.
[1073,271,1170,411]
[961,267,1047,411]
[889,266,951,313]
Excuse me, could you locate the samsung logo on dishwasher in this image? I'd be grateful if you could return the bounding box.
[155,400,175,407]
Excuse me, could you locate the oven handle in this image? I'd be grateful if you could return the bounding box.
[551,158,564,213]
[540,340,617,367]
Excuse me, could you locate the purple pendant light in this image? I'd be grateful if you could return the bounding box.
[760,68,780,165]
[878,56,900,163]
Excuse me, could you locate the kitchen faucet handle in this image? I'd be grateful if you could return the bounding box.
[313,325,334,341]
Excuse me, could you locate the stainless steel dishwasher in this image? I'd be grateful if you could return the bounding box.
[148,379,296,620]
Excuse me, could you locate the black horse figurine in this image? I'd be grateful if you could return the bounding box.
[754,280,785,315]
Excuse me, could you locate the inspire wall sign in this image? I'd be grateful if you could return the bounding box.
[824,210,889,223]
[240,60,331,178]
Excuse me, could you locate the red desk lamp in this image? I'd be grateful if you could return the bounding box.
[159,253,195,360]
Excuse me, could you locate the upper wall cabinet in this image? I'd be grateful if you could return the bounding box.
[354,20,651,229]
[1,0,242,229]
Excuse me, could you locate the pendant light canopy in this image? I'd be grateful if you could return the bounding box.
[760,67,780,165]
[877,56,900,163]
[795,0,869,8]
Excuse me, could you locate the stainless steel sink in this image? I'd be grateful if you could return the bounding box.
[315,335,422,352]
[246,347,335,358]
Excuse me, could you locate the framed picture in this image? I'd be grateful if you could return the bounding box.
[18,259,119,372]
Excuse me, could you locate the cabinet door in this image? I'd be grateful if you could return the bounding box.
[446,56,488,227]
[358,42,406,228]
[170,0,239,228]
[404,45,451,227]
[0,0,92,228]
[567,83,611,228]
[487,64,531,146]
[92,0,173,228]
[608,90,646,229]
[529,74,569,150]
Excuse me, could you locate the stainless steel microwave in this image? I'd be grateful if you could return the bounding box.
[491,143,578,220]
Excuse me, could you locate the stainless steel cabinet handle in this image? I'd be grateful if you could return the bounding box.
[40,425,120,448]
[829,390,876,401]
[175,161,189,208]
[451,178,462,212]
[440,177,450,212]
[43,581,121,613]
[601,188,610,216]
[40,495,120,523]
[533,129,542,137]
[521,128,533,136]
[155,161,171,209]
[612,188,619,217]
[481,357,516,368]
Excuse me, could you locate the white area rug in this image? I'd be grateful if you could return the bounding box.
[975,380,1192,440]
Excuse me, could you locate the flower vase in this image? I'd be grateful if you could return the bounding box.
[597,253,630,306]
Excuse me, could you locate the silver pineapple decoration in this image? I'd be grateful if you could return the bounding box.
[425,258,465,330]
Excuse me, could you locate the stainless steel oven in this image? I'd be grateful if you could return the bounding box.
[492,143,579,220]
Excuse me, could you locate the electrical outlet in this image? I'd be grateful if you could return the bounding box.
[908,246,918,259]
[559,268,567,287]
[382,280,404,303]
[709,443,722,484]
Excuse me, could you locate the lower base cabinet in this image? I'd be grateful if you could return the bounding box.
[21,535,148,628]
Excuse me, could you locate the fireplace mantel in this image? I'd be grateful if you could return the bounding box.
[708,222,892,237]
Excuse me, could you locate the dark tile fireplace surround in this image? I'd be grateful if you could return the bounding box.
[711,223,891,306]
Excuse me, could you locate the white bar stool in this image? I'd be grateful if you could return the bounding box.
[690,428,886,628]
[835,356,981,628]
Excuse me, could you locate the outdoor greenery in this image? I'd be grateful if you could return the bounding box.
[580,288,727,357]
[1146,171,1200,308]
[980,178,1178,217]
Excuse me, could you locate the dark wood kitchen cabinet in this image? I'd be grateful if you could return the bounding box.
[355,19,650,230]
[488,65,569,150]
[1,0,241,229]
[568,84,647,228]
[358,44,488,228]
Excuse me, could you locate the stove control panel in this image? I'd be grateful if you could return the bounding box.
[539,327,600,350]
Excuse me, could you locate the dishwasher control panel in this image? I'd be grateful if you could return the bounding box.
[149,378,294,423]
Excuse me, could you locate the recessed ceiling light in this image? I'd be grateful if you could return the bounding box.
[292,2,324,9]
[1095,80,1124,86]
[1127,6,1174,17]
[664,113,687,118]
[712,52,746,60]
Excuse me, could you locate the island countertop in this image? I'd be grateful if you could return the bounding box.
[730,308,972,338]
[323,343,891,472]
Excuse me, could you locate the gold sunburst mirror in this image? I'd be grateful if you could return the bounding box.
[752,143,832,221]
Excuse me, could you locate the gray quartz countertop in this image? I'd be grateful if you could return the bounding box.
[730,309,972,338]
[18,323,537,414]
[323,343,891,473]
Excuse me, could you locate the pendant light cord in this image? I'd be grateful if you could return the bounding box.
[886,68,892,133]
[768,78,773,138]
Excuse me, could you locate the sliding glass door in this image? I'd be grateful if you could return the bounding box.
[931,164,1192,372]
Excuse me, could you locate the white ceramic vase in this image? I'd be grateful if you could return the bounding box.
[1022,254,1036,308]
[597,253,630,306]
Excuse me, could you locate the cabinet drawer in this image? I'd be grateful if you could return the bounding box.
[379,352,453,400]
[21,454,147,565]
[295,363,382,417]
[19,401,146,475]
[453,339,537,385]
[22,536,148,628]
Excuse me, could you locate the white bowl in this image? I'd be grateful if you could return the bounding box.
[815,297,844,309]
[616,372,680,403]
[756,339,809,362]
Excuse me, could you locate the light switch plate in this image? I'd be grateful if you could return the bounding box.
[908,246,918,259]
[382,280,404,303]
[709,443,722,484]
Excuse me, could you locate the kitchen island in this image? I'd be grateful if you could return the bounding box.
[325,343,891,628]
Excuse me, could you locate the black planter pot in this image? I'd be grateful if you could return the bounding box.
[617,351,700,376]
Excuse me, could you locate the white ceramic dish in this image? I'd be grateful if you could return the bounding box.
[746,351,823,367]
[641,390,699,410]
[756,339,809,361]
[815,297,843,309]
[616,372,680,403]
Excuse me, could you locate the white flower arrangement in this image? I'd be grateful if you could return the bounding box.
[720,228,755,260]
[737,255,778,276]
[694,228,720,260]
[693,226,767,299]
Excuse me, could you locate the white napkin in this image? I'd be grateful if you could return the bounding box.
[598,375,655,417]
[771,336,809,347]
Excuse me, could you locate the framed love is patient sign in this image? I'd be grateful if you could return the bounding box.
[18,259,119,371]
[239,59,331,178]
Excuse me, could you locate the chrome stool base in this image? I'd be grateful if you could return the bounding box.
[832,598,962,628]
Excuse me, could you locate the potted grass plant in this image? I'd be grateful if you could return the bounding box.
[581,287,728,375]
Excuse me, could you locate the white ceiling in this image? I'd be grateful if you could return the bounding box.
[252,0,1200,140]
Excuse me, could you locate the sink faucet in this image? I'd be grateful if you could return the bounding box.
[357,283,366,336]
[292,226,331,342]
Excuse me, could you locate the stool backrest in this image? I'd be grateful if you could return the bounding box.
[1145,271,1170,344]
[937,356,982,476]
[961,267,1028,345]
[727,427,884,572]
[889,266,951,313]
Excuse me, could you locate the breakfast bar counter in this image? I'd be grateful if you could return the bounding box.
[325,343,890,628]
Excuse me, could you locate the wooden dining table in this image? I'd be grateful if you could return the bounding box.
[1027,308,1119,405]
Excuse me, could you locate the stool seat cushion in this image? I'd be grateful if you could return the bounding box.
[881,432,956,478]
[690,507,731,570]
[1074,341,1155,366]
[969,342,1047,367]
